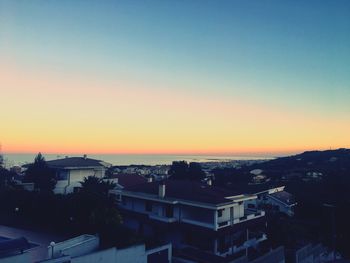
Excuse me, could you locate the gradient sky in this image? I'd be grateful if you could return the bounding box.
[1,0,350,155]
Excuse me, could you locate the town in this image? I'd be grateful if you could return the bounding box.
[1,149,348,263]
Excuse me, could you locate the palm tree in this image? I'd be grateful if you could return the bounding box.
[80,176,116,196]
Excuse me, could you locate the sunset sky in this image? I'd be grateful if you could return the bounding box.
[1,1,350,155]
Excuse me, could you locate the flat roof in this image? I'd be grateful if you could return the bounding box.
[124,180,247,206]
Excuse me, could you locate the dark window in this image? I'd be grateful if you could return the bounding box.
[57,170,69,180]
[145,201,152,212]
[217,236,229,253]
[165,205,173,218]
[73,187,80,193]
[248,203,255,208]
[122,197,127,206]
[218,209,224,217]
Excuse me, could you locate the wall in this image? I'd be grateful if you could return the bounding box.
[180,205,214,225]
[69,169,97,183]
[71,248,116,263]
[70,244,149,263]
[0,252,31,263]
[115,244,147,263]
[49,235,99,258]
[250,246,285,263]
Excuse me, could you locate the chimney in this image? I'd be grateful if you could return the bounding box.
[83,154,87,159]
[158,181,166,198]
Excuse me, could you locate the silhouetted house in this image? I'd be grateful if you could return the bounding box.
[245,186,297,216]
[112,180,268,258]
[45,156,112,194]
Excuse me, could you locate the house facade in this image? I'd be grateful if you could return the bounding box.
[45,156,112,194]
[111,180,268,258]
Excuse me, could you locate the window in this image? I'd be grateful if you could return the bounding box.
[57,170,69,180]
[122,197,127,206]
[218,209,224,217]
[145,201,152,212]
[248,203,256,208]
[165,205,174,218]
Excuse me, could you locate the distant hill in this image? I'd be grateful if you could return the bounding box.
[246,148,350,182]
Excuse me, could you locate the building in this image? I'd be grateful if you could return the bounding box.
[111,180,268,258]
[41,235,171,263]
[45,156,112,194]
[244,186,297,217]
[0,229,171,263]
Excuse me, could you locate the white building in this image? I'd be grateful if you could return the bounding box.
[111,180,267,257]
[45,156,112,194]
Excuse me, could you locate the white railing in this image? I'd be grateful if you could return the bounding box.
[181,218,215,229]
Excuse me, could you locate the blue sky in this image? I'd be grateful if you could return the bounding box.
[1,0,350,154]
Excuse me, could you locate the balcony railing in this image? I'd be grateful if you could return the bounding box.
[148,214,177,223]
[181,218,215,229]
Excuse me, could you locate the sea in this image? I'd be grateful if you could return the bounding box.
[2,153,275,167]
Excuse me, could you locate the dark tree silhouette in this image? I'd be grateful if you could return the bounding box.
[169,161,205,181]
[80,176,116,196]
[169,161,189,180]
[24,153,56,193]
[188,162,206,181]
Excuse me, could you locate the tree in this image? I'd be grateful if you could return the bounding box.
[77,175,122,242]
[24,153,56,193]
[169,161,189,180]
[80,176,116,196]
[169,161,205,181]
[188,162,206,181]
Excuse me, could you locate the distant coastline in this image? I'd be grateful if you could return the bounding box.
[3,153,275,166]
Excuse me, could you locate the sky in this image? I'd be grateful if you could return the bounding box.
[0,0,350,155]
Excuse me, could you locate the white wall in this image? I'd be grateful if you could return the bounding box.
[0,252,31,263]
[49,235,99,258]
[71,248,116,263]
[71,245,147,263]
[115,244,146,263]
[69,169,97,183]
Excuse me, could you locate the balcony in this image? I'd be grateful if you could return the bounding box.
[181,218,215,229]
[149,214,177,223]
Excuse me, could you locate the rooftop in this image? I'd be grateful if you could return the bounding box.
[45,157,111,169]
[269,190,297,205]
[125,180,246,205]
[111,174,148,189]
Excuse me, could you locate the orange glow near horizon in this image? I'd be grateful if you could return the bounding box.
[1,63,350,156]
